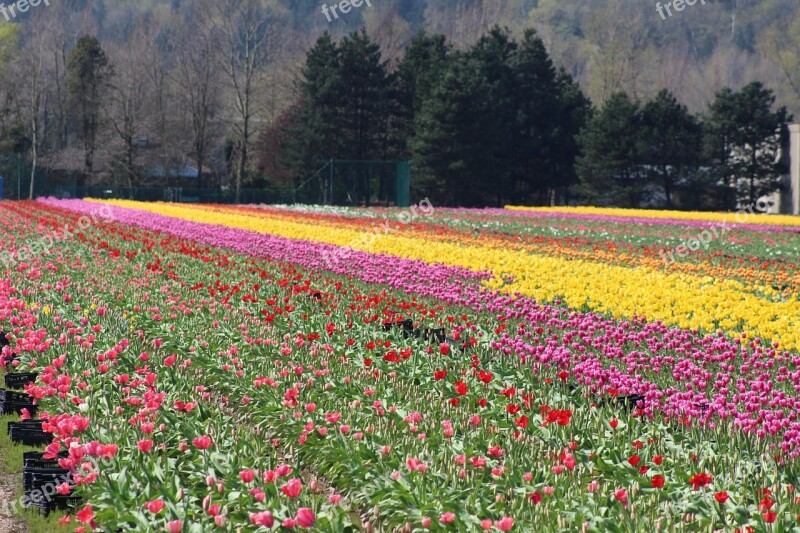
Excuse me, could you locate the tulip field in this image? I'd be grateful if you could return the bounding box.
[2,199,800,532]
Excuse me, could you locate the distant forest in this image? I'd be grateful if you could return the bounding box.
[0,0,797,208]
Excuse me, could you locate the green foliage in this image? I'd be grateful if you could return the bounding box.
[284,30,391,193]
[0,23,20,76]
[637,90,703,208]
[66,35,113,197]
[704,82,790,208]
[393,31,450,155]
[410,52,498,206]
[410,27,591,206]
[576,93,642,207]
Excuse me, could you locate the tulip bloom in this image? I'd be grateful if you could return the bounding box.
[239,469,255,483]
[76,505,94,524]
[281,478,303,498]
[192,435,213,450]
[496,517,514,531]
[296,508,315,528]
[144,499,164,513]
[250,511,274,528]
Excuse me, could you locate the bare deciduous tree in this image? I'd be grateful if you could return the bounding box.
[204,0,273,203]
[173,16,221,189]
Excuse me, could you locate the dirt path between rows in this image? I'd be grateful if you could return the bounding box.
[0,474,25,532]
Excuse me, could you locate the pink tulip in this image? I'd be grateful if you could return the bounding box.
[496,517,514,531]
[249,511,274,528]
[296,508,315,528]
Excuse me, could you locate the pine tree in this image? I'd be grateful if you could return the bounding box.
[508,29,560,204]
[66,35,113,198]
[337,29,390,161]
[704,82,790,208]
[551,68,592,205]
[638,89,702,208]
[410,53,496,206]
[468,27,517,205]
[576,92,643,207]
[393,31,450,158]
[282,33,342,201]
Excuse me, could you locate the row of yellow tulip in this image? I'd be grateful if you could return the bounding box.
[89,199,800,351]
[505,205,800,227]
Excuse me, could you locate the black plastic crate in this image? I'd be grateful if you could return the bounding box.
[26,494,82,516]
[415,327,446,344]
[382,319,414,334]
[1,401,38,416]
[8,421,51,446]
[24,468,70,491]
[23,451,67,470]
[0,389,31,402]
[9,419,44,429]
[4,373,37,389]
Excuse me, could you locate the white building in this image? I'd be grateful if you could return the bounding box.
[778,124,800,215]
[765,124,800,215]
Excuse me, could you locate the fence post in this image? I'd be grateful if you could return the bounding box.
[395,161,410,208]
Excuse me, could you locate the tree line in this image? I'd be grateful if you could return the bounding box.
[262,27,790,209]
[0,0,280,203]
[0,1,792,210]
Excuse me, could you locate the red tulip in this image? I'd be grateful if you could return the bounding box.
[76,505,94,524]
[144,499,164,513]
[280,478,303,498]
[487,445,504,458]
[688,472,712,490]
[192,435,212,450]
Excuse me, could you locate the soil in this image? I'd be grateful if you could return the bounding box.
[0,474,25,533]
